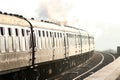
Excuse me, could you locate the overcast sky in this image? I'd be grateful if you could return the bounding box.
[0,0,120,51]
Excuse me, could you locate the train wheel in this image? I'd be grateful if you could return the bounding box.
[13,69,39,80]
[13,71,27,80]
[0,76,3,80]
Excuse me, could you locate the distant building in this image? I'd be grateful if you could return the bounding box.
[117,46,120,55]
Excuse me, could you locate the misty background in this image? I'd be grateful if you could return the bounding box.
[0,0,120,51]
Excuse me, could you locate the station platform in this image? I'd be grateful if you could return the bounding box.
[84,56,120,80]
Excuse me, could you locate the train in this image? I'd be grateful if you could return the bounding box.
[0,12,94,80]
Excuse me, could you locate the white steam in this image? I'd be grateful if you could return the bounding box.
[0,0,102,44]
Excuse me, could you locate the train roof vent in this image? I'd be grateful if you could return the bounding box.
[4,12,8,15]
[13,14,19,17]
[13,14,23,18]
[31,18,34,20]
[0,11,2,14]
[9,13,14,16]
[44,20,50,23]
[18,15,23,18]
[41,20,44,22]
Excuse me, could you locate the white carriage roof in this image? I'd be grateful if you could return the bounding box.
[29,19,78,33]
[0,14,30,27]
[0,13,92,36]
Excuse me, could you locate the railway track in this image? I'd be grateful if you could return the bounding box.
[48,51,116,80]
[73,52,115,80]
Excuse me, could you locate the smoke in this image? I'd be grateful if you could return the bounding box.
[0,0,102,38]
[37,0,73,25]
[0,0,102,37]
[0,0,79,25]
[1,0,120,50]
[0,0,94,27]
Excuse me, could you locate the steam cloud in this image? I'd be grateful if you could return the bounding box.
[37,0,75,25]
[0,0,102,40]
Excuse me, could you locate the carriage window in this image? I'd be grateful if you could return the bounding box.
[66,33,68,37]
[60,33,62,38]
[50,32,52,37]
[58,32,59,38]
[21,29,25,36]
[42,31,45,37]
[54,32,56,38]
[38,30,41,37]
[26,30,29,36]
[0,27,4,35]
[46,31,48,37]
[8,28,12,36]
[15,28,18,36]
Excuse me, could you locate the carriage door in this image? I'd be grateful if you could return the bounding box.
[29,28,36,67]
[64,33,69,58]
[52,32,55,60]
